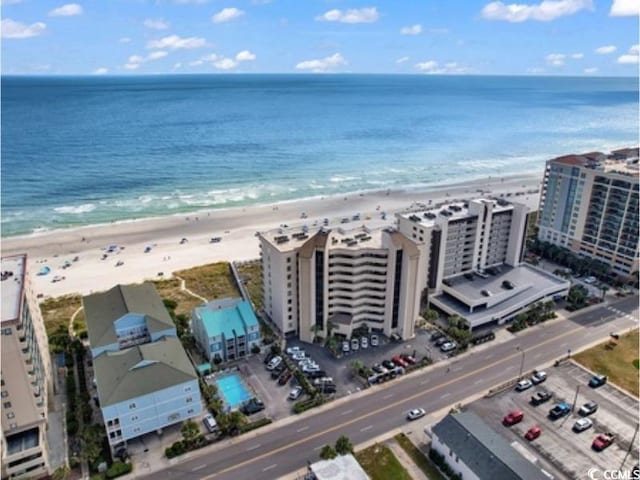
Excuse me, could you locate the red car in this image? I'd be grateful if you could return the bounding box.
[592,433,615,451]
[392,355,408,368]
[401,354,417,365]
[503,411,524,426]
[525,426,542,441]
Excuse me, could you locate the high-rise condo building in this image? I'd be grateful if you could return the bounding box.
[538,148,639,279]
[1,255,53,480]
[259,226,423,343]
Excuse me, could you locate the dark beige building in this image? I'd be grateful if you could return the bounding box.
[1,255,53,479]
[538,148,639,279]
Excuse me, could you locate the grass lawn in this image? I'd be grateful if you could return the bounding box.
[174,262,240,302]
[574,328,639,397]
[152,278,204,317]
[40,294,83,338]
[236,261,263,311]
[395,434,446,480]
[356,444,412,480]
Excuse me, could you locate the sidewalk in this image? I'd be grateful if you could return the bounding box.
[385,438,429,480]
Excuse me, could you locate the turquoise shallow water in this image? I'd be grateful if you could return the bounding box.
[1,74,637,236]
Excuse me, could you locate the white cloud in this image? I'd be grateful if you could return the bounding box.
[546,53,566,66]
[296,53,347,73]
[235,50,256,61]
[400,24,422,35]
[315,7,379,24]
[144,18,169,30]
[414,60,469,74]
[1,19,46,38]
[93,67,108,75]
[571,52,584,59]
[481,0,593,22]
[173,62,182,70]
[48,3,83,17]
[583,67,598,73]
[610,0,638,16]
[147,35,207,50]
[124,63,140,70]
[147,51,168,60]
[212,7,245,24]
[617,44,639,64]
[396,56,410,64]
[215,58,238,70]
[189,60,205,66]
[595,45,617,54]
[119,37,131,43]
[123,51,168,70]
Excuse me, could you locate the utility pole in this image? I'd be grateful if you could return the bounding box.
[571,385,580,412]
[620,422,639,471]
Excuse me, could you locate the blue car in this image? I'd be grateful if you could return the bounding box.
[589,374,607,388]
[549,402,571,420]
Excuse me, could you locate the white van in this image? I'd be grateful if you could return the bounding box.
[203,414,218,433]
[267,356,282,370]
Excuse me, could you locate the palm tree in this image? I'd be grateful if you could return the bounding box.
[601,285,609,301]
[319,444,338,460]
[350,360,364,378]
[335,435,354,455]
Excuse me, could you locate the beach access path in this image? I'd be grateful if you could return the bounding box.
[1,174,542,299]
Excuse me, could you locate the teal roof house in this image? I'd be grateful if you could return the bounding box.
[192,298,261,363]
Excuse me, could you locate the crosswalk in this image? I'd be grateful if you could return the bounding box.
[605,305,638,322]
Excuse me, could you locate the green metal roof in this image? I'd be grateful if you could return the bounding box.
[94,336,197,407]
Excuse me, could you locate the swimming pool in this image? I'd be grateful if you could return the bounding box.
[215,373,252,409]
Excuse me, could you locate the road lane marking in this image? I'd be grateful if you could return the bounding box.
[341,409,353,416]
[296,426,309,433]
[191,465,206,472]
[559,342,568,348]
[483,354,493,360]
[200,314,624,480]
[247,444,261,451]
[474,379,483,385]
[440,393,451,399]
[382,393,394,399]
[262,464,277,472]
[360,425,373,432]
[419,380,429,385]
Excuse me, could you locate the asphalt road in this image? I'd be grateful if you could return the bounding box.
[144,296,639,480]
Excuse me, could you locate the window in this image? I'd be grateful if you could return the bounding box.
[129,403,136,409]
[6,412,15,419]
[187,409,194,415]
[3,402,11,409]
[186,397,193,403]
[2,328,11,335]
[1,391,7,398]
[184,386,192,392]
[131,415,138,421]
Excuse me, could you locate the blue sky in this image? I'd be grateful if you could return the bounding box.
[1,0,638,75]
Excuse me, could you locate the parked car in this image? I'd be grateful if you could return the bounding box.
[203,414,218,433]
[524,426,542,441]
[573,418,593,433]
[407,408,426,421]
[370,334,379,347]
[351,338,360,351]
[278,370,293,386]
[503,411,524,426]
[241,398,265,415]
[360,337,368,349]
[372,364,387,374]
[286,346,302,356]
[289,386,303,400]
[592,433,615,451]
[430,331,444,341]
[579,401,598,416]
[435,337,449,347]
[313,377,334,385]
[267,356,282,370]
[342,341,350,353]
[440,342,457,353]
[589,374,607,388]
[271,365,287,379]
[318,383,337,394]
[549,402,571,420]
[382,360,396,370]
[305,370,327,379]
[584,276,597,284]
[392,355,408,368]
[292,352,306,361]
[530,390,552,406]
[401,354,417,365]
[516,379,533,392]
[531,371,547,384]
[263,352,276,365]
[303,364,320,373]
[298,358,315,367]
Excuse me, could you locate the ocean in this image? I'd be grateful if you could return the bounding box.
[1,74,637,237]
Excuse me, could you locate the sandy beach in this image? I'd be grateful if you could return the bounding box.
[1,173,543,299]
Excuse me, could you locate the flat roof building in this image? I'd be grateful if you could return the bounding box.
[259,225,423,343]
[538,148,639,279]
[430,410,549,480]
[1,255,53,480]
[83,284,201,453]
[307,454,370,480]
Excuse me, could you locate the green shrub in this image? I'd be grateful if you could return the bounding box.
[105,462,132,479]
[293,395,323,414]
[238,418,272,434]
[251,344,261,354]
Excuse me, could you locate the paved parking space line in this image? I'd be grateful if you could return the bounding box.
[360,425,373,432]
[262,464,277,472]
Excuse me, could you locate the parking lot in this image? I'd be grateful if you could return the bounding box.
[467,361,639,479]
